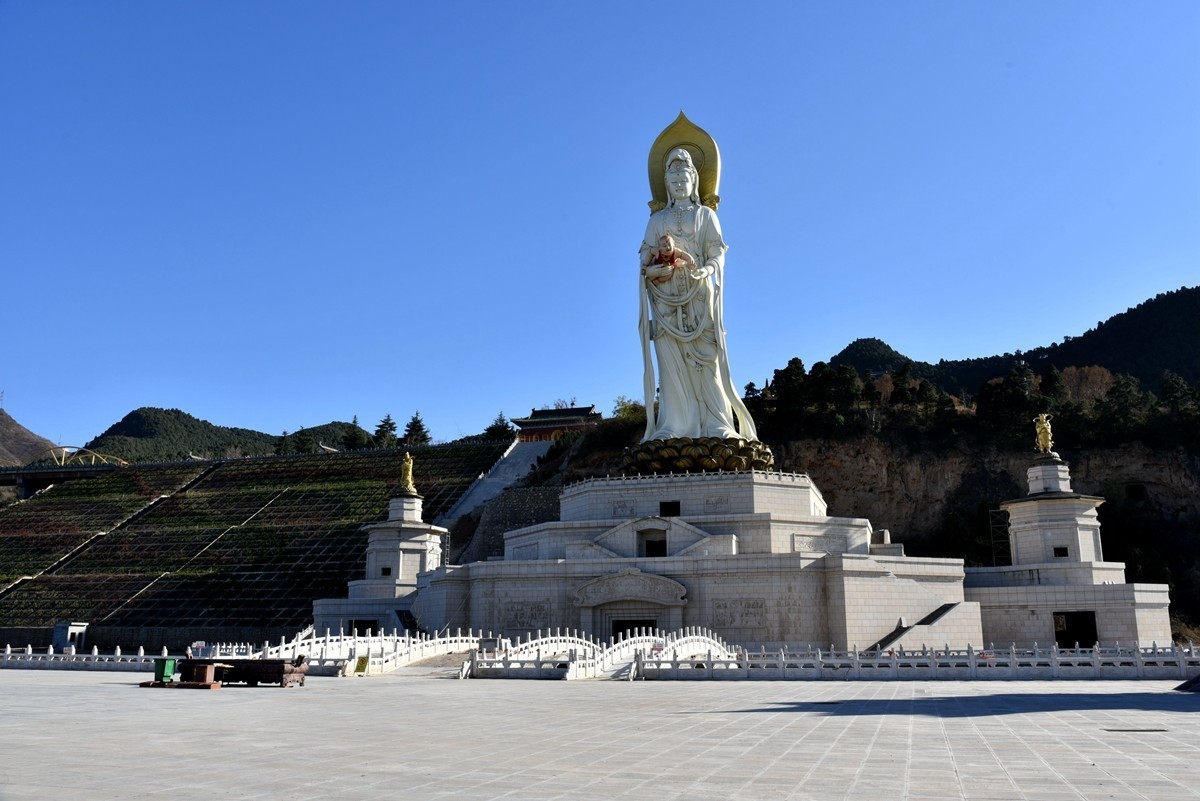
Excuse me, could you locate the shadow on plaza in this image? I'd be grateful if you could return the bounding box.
[725,690,1200,719]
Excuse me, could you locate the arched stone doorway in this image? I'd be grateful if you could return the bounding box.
[572,568,687,639]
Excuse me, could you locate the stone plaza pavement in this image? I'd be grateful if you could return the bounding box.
[1,668,1198,801]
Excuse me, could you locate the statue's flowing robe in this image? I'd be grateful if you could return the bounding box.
[638,204,757,442]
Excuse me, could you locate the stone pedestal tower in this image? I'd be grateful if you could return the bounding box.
[313,455,448,634]
[964,451,1172,647]
[1004,455,1105,566]
[350,489,446,600]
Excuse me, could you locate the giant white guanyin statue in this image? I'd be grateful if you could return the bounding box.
[637,119,758,446]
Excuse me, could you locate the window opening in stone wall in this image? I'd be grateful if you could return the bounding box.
[659,501,680,517]
[381,566,392,576]
[639,529,667,557]
[1053,546,1069,558]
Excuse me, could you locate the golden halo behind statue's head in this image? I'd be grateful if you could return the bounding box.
[647,111,721,213]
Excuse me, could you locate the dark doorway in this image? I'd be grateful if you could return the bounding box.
[348,619,377,636]
[612,619,657,641]
[1054,610,1098,648]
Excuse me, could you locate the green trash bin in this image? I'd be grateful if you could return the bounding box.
[153,657,177,683]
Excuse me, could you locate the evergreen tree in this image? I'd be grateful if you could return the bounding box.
[831,365,864,413]
[888,362,915,406]
[293,428,316,454]
[1159,371,1195,417]
[1039,365,1068,405]
[765,357,807,442]
[341,415,370,451]
[373,414,398,449]
[975,363,1042,448]
[1094,374,1154,443]
[275,431,291,455]
[403,411,432,447]
[482,412,517,440]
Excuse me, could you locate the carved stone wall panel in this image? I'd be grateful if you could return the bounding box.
[573,568,687,608]
[713,598,766,628]
[704,495,729,514]
[502,600,550,631]
[612,499,636,517]
[792,533,845,554]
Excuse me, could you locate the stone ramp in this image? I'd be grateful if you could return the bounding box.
[434,440,553,527]
[393,650,472,678]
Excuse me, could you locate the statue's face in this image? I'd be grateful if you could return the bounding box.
[666,164,695,202]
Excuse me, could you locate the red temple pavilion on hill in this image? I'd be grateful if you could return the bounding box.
[510,406,602,443]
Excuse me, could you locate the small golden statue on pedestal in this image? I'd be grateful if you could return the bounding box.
[400,451,417,495]
[1033,413,1055,454]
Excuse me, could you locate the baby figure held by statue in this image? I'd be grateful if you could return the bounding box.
[643,234,700,285]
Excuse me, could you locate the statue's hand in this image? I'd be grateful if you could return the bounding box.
[688,265,713,280]
[644,264,674,280]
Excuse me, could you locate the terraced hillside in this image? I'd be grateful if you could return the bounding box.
[0,443,508,644]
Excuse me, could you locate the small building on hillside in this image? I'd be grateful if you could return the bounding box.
[510,406,602,443]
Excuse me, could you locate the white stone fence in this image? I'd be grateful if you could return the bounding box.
[633,642,1200,681]
[465,627,737,680]
[0,629,485,676]
[6,632,1199,682]
[215,628,489,676]
[0,643,165,672]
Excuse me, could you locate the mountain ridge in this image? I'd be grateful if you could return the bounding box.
[80,407,363,462]
[0,408,56,467]
[830,284,1200,394]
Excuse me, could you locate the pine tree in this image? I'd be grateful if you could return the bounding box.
[373,415,398,449]
[293,429,316,454]
[275,431,292,455]
[482,412,517,440]
[1039,365,1069,405]
[403,411,432,447]
[342,415,370,451]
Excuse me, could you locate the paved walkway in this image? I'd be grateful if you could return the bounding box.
[1,671,1198,800]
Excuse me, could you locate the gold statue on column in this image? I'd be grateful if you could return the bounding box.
[400,451,417,495]
[1033,413,1055,454]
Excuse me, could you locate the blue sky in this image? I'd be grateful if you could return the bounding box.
[2,2,1197,448]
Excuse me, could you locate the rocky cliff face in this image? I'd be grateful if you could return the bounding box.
[778,437,1200,542]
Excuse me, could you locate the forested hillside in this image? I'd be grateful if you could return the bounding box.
[81,408,366,462]
[831,285,1200,396]
[83,408,277,461]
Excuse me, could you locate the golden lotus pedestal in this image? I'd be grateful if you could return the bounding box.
[618,437,775,476]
